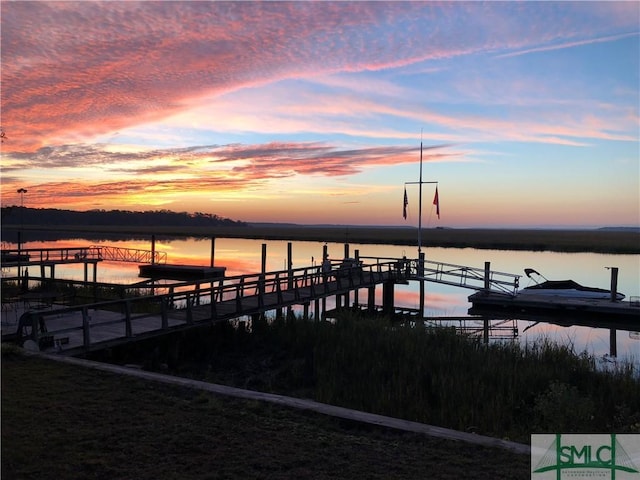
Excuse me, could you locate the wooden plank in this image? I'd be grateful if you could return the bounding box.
[37,352,531,455]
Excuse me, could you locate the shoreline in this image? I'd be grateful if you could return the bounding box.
[3,224,640,254]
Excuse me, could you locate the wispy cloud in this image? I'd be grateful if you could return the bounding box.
[2,141,454,208]
[495,32,640,59]
[3,1,636,152]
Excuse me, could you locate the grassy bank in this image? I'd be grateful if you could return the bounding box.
[2,347,530,480]
[91,316,640,445]
[5,224,640,253]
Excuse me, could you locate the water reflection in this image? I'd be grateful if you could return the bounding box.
[5,237,639,365]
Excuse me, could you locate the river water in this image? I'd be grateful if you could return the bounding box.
[5,236,639,367]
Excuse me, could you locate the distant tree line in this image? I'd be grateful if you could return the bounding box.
[1,207,247,228]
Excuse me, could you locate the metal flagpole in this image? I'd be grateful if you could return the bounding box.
[404,137,438,318]
[418,142,423,255]
[404,146,438,257]
[404,138,438,319]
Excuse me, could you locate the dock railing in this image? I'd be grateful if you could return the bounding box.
[15,258,405,352]
[360,256,520,295]
[90,245,167,264]
[2,246,103,263]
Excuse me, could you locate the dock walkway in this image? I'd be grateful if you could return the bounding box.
[5,260,402,355]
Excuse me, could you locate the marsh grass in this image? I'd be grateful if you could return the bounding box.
[61,285,162,314]
[105,315,640,443]
[1,347,532,479]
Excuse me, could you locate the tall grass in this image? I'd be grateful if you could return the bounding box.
[104,314,640,443]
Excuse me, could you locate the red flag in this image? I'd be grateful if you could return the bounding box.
[433,186,440,219]
[403,187,408,220]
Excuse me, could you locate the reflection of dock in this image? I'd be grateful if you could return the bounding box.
[468,291,640,357]
[325,305,519,342]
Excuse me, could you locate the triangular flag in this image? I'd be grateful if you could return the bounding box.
[433,186,440,219]
[403,187,408,220]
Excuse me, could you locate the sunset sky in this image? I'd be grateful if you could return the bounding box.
[1,1,638,228]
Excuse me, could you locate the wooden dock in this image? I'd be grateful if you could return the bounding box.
[4,246,637,357]
[4,260,405,356]
[139,264,226,280]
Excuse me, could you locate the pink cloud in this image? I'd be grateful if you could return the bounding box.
[1,141,454,209]
[3,2,636,152]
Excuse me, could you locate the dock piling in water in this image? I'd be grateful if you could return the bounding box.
[610,267,619,302]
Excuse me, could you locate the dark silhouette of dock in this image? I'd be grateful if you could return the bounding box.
[2,244,637,357]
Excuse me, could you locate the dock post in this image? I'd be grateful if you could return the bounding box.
[151,235,156,265]
[256,244,266,324]
[484,262,490,291]
[610,267,619,302]
[322,297,326,321]
[344,243,349,259]
[354,249,360,306]
[418,252,425,319]
[210,237,216,267]
[322,245,330,293]
[288,242,293,289]
[483,317,489,344]
[382,280,394,315]
[367,286,375,313]
[610,329,617,357]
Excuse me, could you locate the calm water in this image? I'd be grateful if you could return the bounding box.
[6,236,640,366]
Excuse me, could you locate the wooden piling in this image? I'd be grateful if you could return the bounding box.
[610,329,617,357]
[354,249,360,306]
[483,317,489,344]
[382,280,395,315]
[151,234,156,265]
[287,242,293,289]
[368,286,376,313]
[484,262,490,291]
[610,267,619,302]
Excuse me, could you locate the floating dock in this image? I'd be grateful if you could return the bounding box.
[468,291,640,328]
[138,264,226,281]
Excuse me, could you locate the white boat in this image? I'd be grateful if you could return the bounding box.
[518,268,625,300]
